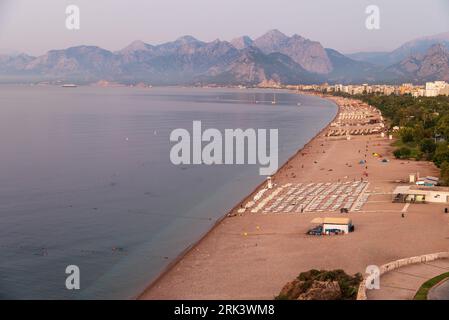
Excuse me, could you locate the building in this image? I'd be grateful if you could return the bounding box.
[425,81,448,97]
[296,81,447,98]
[310,217,354,234]
[441,85,449,96]
[393,185,449,204]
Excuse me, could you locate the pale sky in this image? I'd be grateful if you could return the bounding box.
[0,0,448,56]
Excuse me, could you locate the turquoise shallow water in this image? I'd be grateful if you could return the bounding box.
[0,86,337,299]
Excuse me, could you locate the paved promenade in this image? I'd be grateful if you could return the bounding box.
[428,277,449,300]
[367,259,449,300]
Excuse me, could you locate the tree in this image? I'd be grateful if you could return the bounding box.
[420,138,436,157]
[393,147,411,159]
[433,143,449,167]
[400,127,415,144]
[440,161,449,186]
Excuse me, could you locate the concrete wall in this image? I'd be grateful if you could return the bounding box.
[357,252,449,300]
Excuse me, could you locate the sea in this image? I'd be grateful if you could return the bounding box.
[0,86,337,299]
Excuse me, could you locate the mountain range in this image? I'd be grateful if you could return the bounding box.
[1,30,449,85]
[347,32,449,67]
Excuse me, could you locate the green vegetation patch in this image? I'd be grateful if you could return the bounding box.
[414,272,449,300]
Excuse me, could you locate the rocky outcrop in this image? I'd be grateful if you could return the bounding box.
[276,269,362,300]
[297,281,341,300]
[277,280,341,300]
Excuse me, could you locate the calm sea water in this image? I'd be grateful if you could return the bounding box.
[0,86,337,299]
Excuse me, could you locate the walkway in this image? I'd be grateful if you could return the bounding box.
[367,259,449,300]
[428,278,449,300]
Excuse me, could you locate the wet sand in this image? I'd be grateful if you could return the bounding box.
[140,94,449,300]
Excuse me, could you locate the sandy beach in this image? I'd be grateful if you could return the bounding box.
[140,93,449,300]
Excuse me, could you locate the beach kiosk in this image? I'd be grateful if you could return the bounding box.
[310,217,353,235]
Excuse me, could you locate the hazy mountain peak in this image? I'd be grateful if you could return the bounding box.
[254,30,288,53]
[230,36,254,49]
[262,29,288,40]
[64,45,109,52]
[254,30,289,50]
[253,29,332,74]
[175,35,199,44]
[119,40,153,54]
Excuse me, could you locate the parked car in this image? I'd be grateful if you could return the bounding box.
[307,226,323,235]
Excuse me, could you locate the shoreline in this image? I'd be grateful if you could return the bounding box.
[139,91,447,300]
[137,90,340,299]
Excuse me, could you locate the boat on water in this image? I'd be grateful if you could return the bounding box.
[61,84,78,88]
